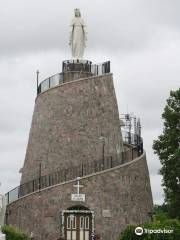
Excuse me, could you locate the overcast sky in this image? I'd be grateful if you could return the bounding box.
[0,0,180,205]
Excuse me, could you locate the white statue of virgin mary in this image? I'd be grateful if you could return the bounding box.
[69,9,87,59]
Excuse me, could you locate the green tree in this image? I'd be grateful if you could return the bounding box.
[153,88,180,218]
[2,225,30,240]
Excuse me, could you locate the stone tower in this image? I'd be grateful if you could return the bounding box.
[20,60,124,185]
[5,10,153,240]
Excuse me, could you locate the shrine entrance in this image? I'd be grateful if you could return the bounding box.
[62,206,94,240]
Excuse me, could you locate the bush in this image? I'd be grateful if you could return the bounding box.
[2,225,30,240]
[120,218,180,240]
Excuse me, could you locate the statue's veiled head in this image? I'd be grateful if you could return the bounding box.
[74,8,81,18]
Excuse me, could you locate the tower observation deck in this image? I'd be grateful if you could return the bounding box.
[37,60,110,95]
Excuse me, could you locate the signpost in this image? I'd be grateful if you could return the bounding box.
[71,177,85,202]
[102,210,112,218]
[71,194,85,202]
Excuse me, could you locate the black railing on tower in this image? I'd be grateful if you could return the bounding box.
[62,60,110,75]
[62,59,92,72]
[37,60,111,95]
[5,132,143,205]
[37,73,64,95]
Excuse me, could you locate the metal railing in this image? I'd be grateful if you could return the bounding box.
[62,60,92,73]
[62,60,110,76]
[37,73,64,95]
[37,61,110,95]
[5,147,141,205]
[122,130,143,147]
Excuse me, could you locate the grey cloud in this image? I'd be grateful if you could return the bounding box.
[0,0,180,56]
[0,149,24,193]
[150,174,164,205]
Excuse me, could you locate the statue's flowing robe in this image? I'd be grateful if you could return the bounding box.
[70,17,86,59]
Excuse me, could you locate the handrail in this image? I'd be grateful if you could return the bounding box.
[5,141,142,205]
[37,61,111,95]
[122,130,143,148]
[37,73,64,95]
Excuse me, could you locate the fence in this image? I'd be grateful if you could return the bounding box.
[122,130,143,148]
[37,73,64,95]
[62,60,110,76]
[5,146,141,205]
[62,60,92,73]
[37,61,111,95]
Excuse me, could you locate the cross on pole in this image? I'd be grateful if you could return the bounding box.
[73,177,83,195]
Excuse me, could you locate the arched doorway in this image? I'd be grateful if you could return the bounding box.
[62,205,94,240]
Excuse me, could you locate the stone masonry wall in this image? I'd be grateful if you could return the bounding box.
[21,74,123,183]
[7,152,153,240]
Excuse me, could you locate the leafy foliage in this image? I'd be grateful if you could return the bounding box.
[154,204,169,221]
[153,88,180,218]
[2,225,30,240]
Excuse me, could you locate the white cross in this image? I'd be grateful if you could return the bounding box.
[73,177,84,195]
